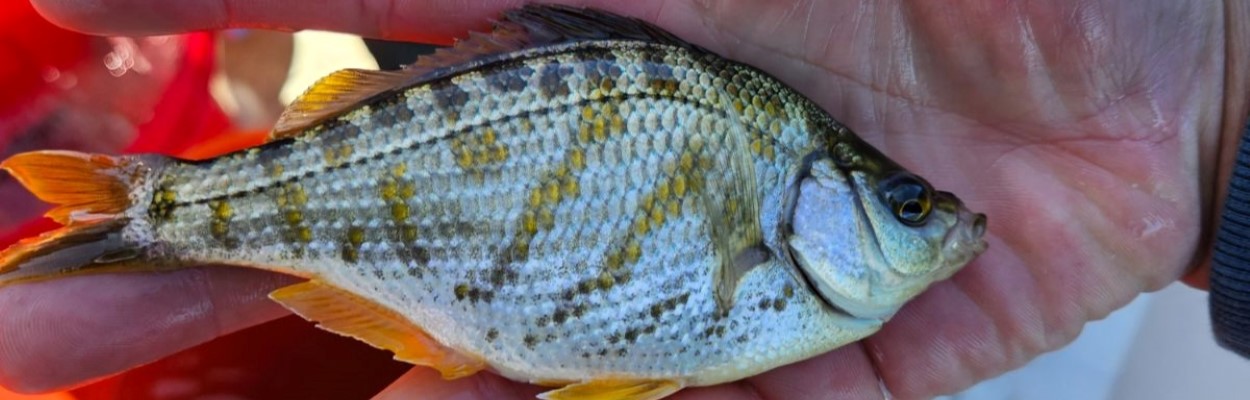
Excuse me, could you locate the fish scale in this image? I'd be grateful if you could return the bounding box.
[0,6,988,399]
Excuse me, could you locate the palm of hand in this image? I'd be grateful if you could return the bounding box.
[2,1,1223,399]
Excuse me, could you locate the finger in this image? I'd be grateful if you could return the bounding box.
[372,368,543,400]
[863,246,1057,398]
[29,0,702,45]
[741,345,885,400]
[0,267,296,393]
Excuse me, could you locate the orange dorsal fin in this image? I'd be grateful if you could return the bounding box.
[269,4,702,140]
[269,280,485,379]
[1,151,137,225]
[270,69,412,140]
[538,379,683,400]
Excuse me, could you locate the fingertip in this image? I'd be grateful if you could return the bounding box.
[373,368,543,400]
[29,0,228,36]
[0,268,294,393]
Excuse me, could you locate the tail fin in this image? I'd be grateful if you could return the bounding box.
[2,151,136,224]
[0,151,150,285]
[0,218,137,285]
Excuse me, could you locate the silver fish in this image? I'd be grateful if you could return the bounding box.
[0,5,987,400]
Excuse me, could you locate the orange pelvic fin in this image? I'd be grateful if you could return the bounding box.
[270,280,487,379]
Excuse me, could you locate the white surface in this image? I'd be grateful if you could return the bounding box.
[943,283,1250,400]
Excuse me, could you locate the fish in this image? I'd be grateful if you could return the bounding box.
[0,5,987,400]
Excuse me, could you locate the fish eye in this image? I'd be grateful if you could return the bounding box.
[882,174,931,226]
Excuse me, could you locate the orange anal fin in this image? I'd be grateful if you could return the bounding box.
[1,151,135,225]
[269,281,485,379]
[538,379,683,400]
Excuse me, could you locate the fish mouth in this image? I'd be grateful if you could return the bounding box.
[941,209,987,269]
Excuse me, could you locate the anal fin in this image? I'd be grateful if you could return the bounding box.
[538,379,682,400]
[269,281,485,379]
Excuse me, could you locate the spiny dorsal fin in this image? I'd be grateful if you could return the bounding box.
[270,69,411,140]
[271,5,700,139]
[402,5,701,78]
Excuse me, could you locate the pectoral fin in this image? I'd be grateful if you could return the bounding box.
[703,115,767,313]
[538,379,682,400]
[269,281,485,379]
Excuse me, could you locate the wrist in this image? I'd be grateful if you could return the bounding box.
[1182,0,1250,289]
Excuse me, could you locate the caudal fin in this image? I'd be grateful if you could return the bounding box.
[2,151,136,224]
[0,151,151,285]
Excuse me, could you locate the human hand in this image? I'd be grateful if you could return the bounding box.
[5,1,1248,399]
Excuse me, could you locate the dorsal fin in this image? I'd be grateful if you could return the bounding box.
[270,69,411,140]
[270,5,700,140]
[402,5,699,78]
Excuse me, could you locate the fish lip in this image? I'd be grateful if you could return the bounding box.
[941,210,988,268]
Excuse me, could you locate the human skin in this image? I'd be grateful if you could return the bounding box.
[3,1,1249,399]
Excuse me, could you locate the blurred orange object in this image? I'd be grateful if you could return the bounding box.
[0,386,74,400]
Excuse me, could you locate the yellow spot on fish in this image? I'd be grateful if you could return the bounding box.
[640,193,656,214]
[673,175,688,197]
[568,149,585,170]
[391,163,407,177]
[529,188,544,208]
[625,242,641,264]
[347,227,365,246]
[291,186,308,206]
[538,208,554,227]
[380,181,398,200]
[562,179,579,197]
[285,210,303,224]
[391,203,410,221]
[605,253,623,270]
[492,145,509,162]
[611,114,624,133]
[161,190,176,203]
[633,214,650,236]
[597,271,614,290]
[581,105,595,121]
[482,127,496,145]
[523,211,538,235]
[512,241,529,259]
[650,206,665,226]
[399,183,415,198]
[211,201,233,220]
[297,227,313,242]
[577,122,591,144]
[593,117,607,141]
[545,181,560,203]
[680,152,694,173]
[402,225,419,242]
